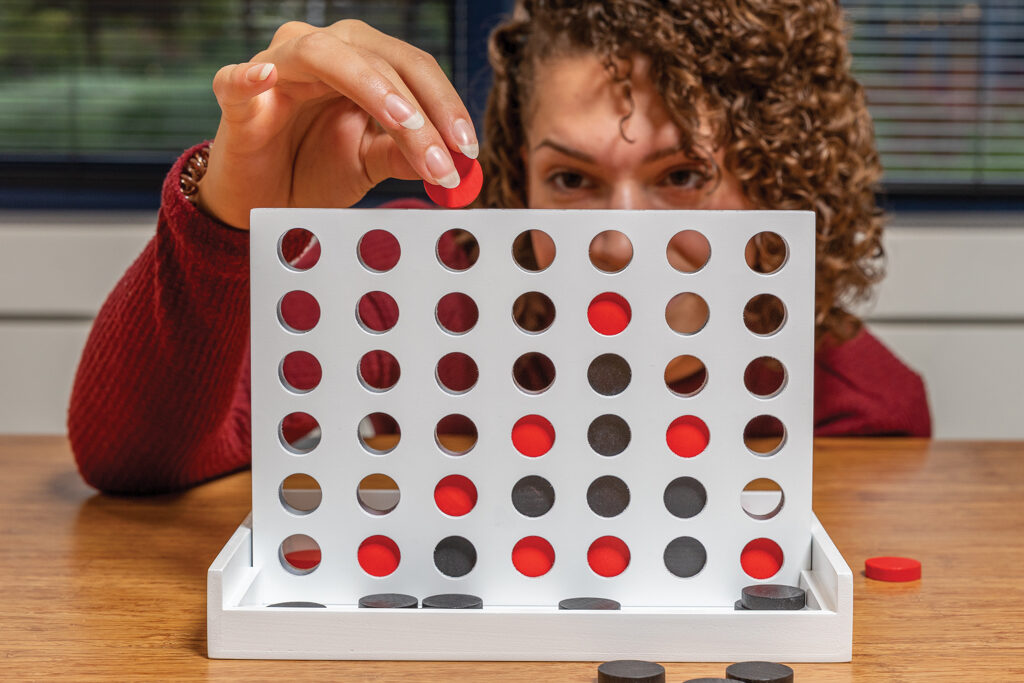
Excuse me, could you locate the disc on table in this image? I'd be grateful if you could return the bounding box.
[358,593,418,609]
[421,593,483,609]
[558,597,621,610]
[597,659,666,683]
[724,661,794,683]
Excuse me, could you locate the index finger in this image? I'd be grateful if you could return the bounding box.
[333,21,479,159]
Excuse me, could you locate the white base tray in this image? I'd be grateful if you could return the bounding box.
[207,513,851,661]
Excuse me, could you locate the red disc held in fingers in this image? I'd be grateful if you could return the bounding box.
[424,151,483,208]
[865,556,921,582]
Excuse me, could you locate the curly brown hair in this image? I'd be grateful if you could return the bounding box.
[479,0,885,343]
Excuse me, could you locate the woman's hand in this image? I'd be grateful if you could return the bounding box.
[196,20,478,230]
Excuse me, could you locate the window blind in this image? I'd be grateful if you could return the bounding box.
[0,0,452,162]
[844,0,1024,189]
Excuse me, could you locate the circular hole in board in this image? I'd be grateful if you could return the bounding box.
[667,229,710,273]
[664,355,708,397]
[665,292,709,335]
[589,230,633,273]
[277,290,320,333]
[743,293,787,336]
[587,353,631,396]
[745,231,788,274]
[357,229,400,272]
[436,292,479,334]
[356,291,399,333]
[588,292,631,335]
[511,414,555,457]
[511,475,555,518]
[434,536,478,578]
[279,412,321,454]
[434,475,478,517]
[587,414,631,457]
[357,350,400,392]
[512,352,555,394]
[512,230,555,272]
[358,535,401,577]
[744,415,787,456]
[587,475,630,517]
[742,478,785,520]
[512,536,555,577]
[279,473,322,515]
[588,536,630,577]
[744,356,787,398]
[435,414,478,455]
[358,412,401,454]
[512,291,556,334]
[436,352,479,394]
[663,476,707,519]
[666,415,710,458]
[664,536,707,578]
[357,473,400,515]
[279,350,321,393]
[278,228,320,271]
[279,534,321,575]
[437,228,479,271]
[741,537,784,579]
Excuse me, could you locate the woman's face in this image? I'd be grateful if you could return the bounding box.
[523,52,753,269]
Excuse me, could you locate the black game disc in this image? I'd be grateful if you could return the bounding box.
[421,593,483,609]
[267,601,325,608]
[597,659,666,683]
[740,584,806,611]
[734,599,749,610]
[358,593,418,609]
[725,660,795,683]
[558,597,621,610]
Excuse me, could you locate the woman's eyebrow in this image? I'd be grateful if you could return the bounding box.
[642,144,695,164]
[532,139,596,163]
[534,139,696,165]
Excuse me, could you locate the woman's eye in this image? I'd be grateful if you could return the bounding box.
[549,171,590,191]
[662,168,707,189]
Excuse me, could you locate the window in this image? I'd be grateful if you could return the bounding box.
[845,0,1024,194]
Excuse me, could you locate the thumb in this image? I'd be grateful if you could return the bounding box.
[212,62,278,119]
[362,131,422,186]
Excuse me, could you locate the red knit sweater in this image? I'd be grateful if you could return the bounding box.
[68,145,932,494]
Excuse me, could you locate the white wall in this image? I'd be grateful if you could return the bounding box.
[1,210,1021,438]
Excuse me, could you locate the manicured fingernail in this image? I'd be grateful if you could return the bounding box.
[425,145,460,188]
[385,93,424,130]
[452,118,479,159]
[246,63,274,81]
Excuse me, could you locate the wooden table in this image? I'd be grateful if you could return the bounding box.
[2,436,1022,681]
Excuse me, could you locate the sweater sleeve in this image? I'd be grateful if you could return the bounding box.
[68,143,253,493]
[813,327,932,437]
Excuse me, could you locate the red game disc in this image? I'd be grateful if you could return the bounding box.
[423,151,483,208]
[865,556,921,582]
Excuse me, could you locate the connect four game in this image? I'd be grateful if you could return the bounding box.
[207,208,853,661]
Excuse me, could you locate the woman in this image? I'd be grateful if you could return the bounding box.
[69,0,930,494]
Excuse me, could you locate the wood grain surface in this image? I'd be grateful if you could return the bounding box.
[2,436,1022,681]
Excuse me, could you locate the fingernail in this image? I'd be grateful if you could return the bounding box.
[425,145,460,188]
[246,63,274,81]
[452,118,479,159]
[385,93,424,130]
